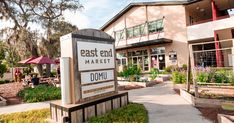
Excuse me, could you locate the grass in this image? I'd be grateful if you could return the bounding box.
[17,85,61,103]
[0,109,50,123]
[0,103,148,123]
[88,103,148,123]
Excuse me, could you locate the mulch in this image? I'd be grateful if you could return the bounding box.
[197,107,234,123]
[118,85,144,91]
[0,82,23,105]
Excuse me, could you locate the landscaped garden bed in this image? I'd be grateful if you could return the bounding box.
[0,103,148,123]
[17,85,61,103]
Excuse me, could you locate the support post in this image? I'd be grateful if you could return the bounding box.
[186,52,191,92]
[60,57,71,105]
[189,44,199,97]
[211,0,223,67]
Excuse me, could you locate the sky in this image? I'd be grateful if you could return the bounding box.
[63,0,185,29]
[0,0,233,31]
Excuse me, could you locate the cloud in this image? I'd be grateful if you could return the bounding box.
[63,10,90,29]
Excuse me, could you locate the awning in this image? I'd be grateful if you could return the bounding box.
[116,38,172,50]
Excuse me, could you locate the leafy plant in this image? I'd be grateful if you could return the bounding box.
[149,68,159,80]
[164,65,178,73]
[88,103,148,123]
[17,85,61,103]
[172,71,186,84]
[122,65,142,82]
[0,64,7,78]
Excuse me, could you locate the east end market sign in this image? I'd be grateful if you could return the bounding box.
[77,41,116,99]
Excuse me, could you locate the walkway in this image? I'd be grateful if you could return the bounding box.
[0,81,212,123]
[0,101,50,115]
[128,81,212,123]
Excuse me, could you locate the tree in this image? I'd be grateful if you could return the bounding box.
[27,0,82,76]
[39,20,78,58]
[0,41,7,78]
[0,0,43,75]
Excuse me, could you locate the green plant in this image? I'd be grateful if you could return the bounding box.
[0,64,7,78]
[182,64,187,70]
[122,65,142,82]
[149,68,159,80]
[88,103,148,123]
[0,108,50,123]
[0,80,11,84]
[172,71,186,84]
[17,85,61,103]
[196,72,209,83]
[164,65,178,73]
[23,67,32,75]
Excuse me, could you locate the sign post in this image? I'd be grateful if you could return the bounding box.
[50,29,128,123]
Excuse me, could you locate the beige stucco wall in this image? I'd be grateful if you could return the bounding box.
[103,4,189,68]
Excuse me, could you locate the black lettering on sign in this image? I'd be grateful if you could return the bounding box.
[80,48,98,57]
[90,72,107,82]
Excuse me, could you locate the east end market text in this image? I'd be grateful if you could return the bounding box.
[80,48,113,64]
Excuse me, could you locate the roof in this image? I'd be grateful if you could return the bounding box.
[100,0,200,31]
[116,38,172,50]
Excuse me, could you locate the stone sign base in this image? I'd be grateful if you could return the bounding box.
[50,92,129,123]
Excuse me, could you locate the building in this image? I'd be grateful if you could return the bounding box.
[100,0,234,72]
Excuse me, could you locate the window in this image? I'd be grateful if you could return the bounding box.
[115,30,125,41]
[127,24,147,38]
[127,28,134,38]
[148,19,164,33]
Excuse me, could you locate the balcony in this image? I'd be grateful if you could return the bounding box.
[187,15,234,41]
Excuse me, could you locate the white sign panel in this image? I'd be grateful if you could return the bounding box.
[81,81,115,98]
[77,42,115,71]
[81,70,114,85]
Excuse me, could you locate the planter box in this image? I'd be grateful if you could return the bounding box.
[173,84,186,90]
[0,96,7,107]
[118,81,160,88]
[179,89,234,108]
[218,114,234,123]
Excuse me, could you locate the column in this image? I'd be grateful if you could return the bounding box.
[211,0,223,67]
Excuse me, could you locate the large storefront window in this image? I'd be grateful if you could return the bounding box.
[192,40,233,67]
[128,50,149,71]
[151,47,166,70]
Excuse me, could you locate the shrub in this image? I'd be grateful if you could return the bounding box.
[122,65,142,81]
[149,68,159,80]
[0,108,50,123]
[0,80,11,84]
[182,64,187,70]
[17,85,61,103]
[0,64,7,78]
[164,65,178,73]
[172,71,186,84]
[88,103,148,123]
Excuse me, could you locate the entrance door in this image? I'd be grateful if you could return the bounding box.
[158,55,166,70]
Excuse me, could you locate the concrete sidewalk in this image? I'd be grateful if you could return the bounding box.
[0,81,212,123]
[128,81,212,123]
[0,101,50,115]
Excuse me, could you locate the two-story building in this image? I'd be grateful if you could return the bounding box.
[100,0,234,72]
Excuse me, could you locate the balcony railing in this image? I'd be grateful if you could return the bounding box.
[188,14,234,26]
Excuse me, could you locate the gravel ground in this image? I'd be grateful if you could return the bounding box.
[0,82,23,105]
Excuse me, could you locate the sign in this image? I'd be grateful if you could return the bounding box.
[81,81,115,98]
[81,70,114,85]
[77,42,115,71]
[76,41,116,99]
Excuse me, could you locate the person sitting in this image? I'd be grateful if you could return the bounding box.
[31,74,39,88]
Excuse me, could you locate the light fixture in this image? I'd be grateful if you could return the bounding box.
[159,56,163,60]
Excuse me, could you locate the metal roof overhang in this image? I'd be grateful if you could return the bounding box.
[116,38,172,50]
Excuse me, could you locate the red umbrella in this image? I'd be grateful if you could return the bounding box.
[28,56,56,64]
[54,58,60,64]
[18,57,36,64]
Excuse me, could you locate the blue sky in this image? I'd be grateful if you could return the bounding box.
[66,0,182,29]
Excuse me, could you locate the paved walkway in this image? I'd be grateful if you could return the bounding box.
[128,81,212,123]
[0,101,50,115]
[0,81,212,123]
